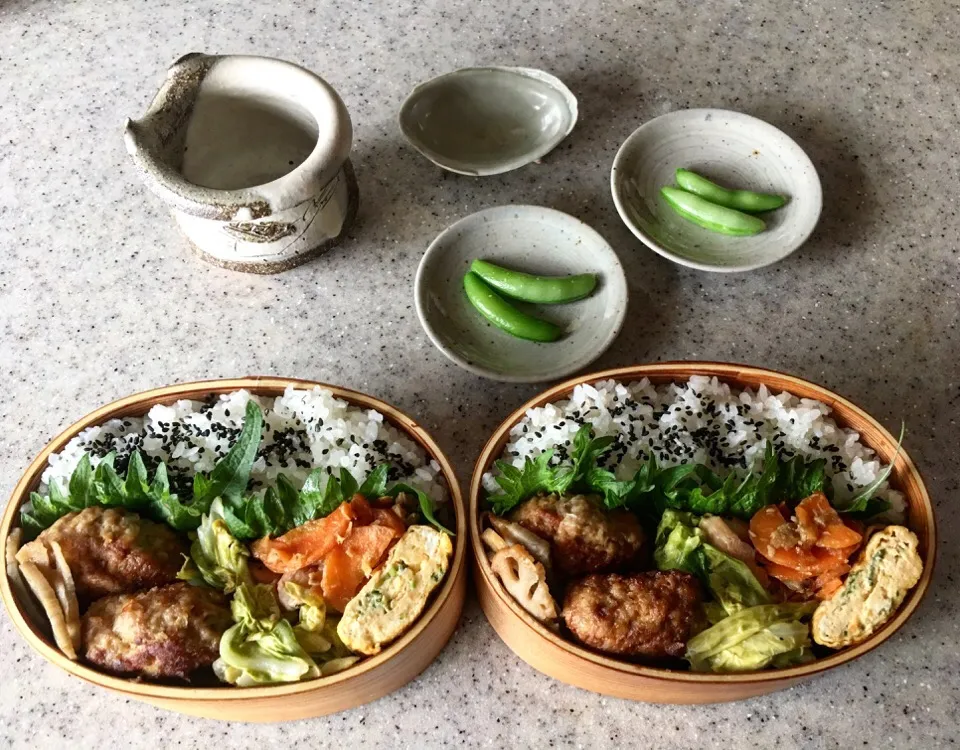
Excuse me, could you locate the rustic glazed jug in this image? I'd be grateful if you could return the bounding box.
[124,53,358,273]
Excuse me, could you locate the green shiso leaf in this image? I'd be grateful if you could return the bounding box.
[192,401,264,506]
[837,422,905,519]
[484,423,840,526]
[385,482,453,536]
[357,464,389,498]
[218,462,446,540]
[21,398,446,543]
[487,424,620,515]
[20,401,266,538]
[487,450,560,516]
[67,454,94,508]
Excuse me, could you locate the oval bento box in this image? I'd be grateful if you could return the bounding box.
[0,377,467,722]
[469,362,936,704]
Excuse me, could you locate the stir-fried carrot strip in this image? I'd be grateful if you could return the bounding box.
[252,497,366,573]
[815,562,850,586]
[794,502,821,547]
[322,545,367,613]
[322,524,402,611]
[818,523,863,549]
[749,493,864,598]
[347,494,375,526]
[371,507,408,536]
[764,561,810,582]
[749,505,821,569]
[797,493,862,549]
[342,524,402,574]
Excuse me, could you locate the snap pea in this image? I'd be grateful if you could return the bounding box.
[675,168,787,213]
[660,187,766,236]
[462,272,562,342]
[470,259,597,304]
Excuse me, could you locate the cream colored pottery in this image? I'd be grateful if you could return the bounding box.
[611,109,822,272]
[414,206,627,382]
[124,54,358,273]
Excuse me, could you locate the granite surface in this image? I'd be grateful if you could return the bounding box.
[0,0,957,747]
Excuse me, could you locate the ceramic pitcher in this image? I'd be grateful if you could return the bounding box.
[124,53,358,273]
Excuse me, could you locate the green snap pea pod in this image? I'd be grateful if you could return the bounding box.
[675,168,787,213]
[660,187,766,236]
[469,259,597,304]
[462,272,562,342]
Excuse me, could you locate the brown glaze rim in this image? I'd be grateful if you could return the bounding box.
[469,362,937,686]
[1,376,466,703]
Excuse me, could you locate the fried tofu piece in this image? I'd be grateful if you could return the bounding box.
[812,525,923,649]
[16,507,187,604]
[337,526,452,656]
[82,583,231,679]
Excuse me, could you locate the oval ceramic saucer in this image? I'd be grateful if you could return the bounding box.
[415,206,627,383]
[611,109,822,272]
[399,67,577,176]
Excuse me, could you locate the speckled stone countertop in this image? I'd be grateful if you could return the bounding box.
[0,0,957,747]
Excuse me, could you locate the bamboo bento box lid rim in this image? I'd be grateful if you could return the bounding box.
[0,376,466,701]
[469,361,937,685]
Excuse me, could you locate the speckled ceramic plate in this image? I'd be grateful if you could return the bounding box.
[414,206,628,382]
[611,109,822,272]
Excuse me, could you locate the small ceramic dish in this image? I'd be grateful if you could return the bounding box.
[469,362,936,704]
[399,67,577,176]
[0,378,467,722]
[414,206,628,383]
[611,109,822,272]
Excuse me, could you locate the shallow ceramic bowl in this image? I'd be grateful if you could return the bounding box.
[399,67,577,176]
[415,206,628,383]
[469,362,936,704]
[611,109,822,272]
[1,377,467,722]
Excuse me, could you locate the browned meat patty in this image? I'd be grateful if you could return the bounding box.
[16,507,187,604]
[509,494,645,576]
[82,583,231,679]
[562,571,704,659]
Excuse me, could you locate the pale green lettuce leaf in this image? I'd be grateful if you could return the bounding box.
[700,544,770,615]
[696,619,811,673]
[283,581,333,656]
[177,498,250,593]
[653,510,704,575]
[653,510,769,615]
[214,582,320,686]
[214,618,319,686]
[686,602,817,673]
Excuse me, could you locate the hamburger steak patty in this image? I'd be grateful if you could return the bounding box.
[17,506,187,605]
[509,494,645,576]
[562,571,704,659]
[82,583,232,679]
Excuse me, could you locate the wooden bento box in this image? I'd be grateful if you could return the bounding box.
[1,377,467,721]
[469,362,936,704]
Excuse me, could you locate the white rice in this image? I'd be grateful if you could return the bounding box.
[41,387,445,504]
[482,376,904,522]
